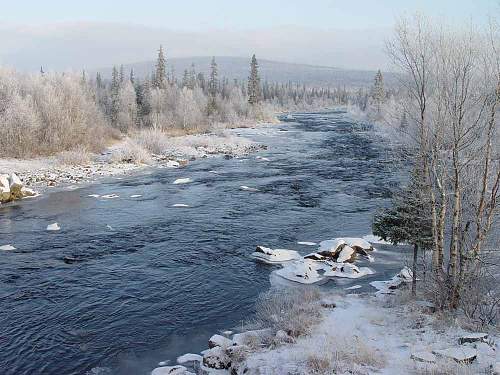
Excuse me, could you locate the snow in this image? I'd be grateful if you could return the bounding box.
[208,334,234,348]
[370,266,413,294]
[297,241,317,246]
[46,223,60,231]
[433,347,478,363]
[173,178,192,185]
[336,245,356,263]
[318,238,346,254]
[411,351,436,363]
[323,263,374,279]
[151,365,193,375]
[176,353,202,365]
[251,246,301,264]
[172,204,189,208]
[342,237,373,250]
[274,259,327,284]
[0,244,16,251]
[239,185,259,192]
[165,160,180,168]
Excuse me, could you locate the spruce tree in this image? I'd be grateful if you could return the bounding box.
[373,168,433,295]
[129,68,135,84]
[371,69,385,114]
[248,54,261,105]
[154,45,167,89]
[207,57,218,115]
[182,69,190,88]
[96,72,103,89]
[110,66,121,126]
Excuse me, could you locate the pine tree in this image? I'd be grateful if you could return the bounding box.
[110,66,121,126]
[119,65,125,83]
[248,54,261,105]
[182,69,190,88]
[188,63,196,89]
[207,57,218,115]
[371,69,385,114]
[129,68,135,84]
[154,45,167,89]
[96,72,103,89]
[373,168,433,295]
[40,66,45,76]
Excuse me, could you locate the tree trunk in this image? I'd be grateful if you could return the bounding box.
[412,243,418,296]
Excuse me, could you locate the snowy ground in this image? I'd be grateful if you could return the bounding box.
[0,129,264,193]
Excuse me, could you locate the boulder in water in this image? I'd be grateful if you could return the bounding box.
[208,334,234,348]
[202,346,231,369]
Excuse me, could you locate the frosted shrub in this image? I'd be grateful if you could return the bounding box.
[133,129,171,155]
[249,288,322,338]
[110,140,151,164]
[57,147,95,165]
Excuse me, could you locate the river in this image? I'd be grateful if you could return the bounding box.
[0,111,409,374]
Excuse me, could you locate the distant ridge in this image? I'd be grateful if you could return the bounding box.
[95,56,395,88]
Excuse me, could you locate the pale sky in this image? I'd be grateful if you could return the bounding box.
[0,0,498,71]
[1,0,496,30]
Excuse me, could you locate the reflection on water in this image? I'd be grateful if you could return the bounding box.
[0,111,408,375]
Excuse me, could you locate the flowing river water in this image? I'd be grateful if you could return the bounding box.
[0,111,410,374]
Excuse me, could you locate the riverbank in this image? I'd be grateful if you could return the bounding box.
[0,127,268,197]
[156,277,499,375]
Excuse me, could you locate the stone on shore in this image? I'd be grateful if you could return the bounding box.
[411,351,436,363]
[208,334,234,348]
[9,173,23,195]
[432,347,477,364]
[202,346,231,369]
[176,353,202,365]
[458,333,488,345]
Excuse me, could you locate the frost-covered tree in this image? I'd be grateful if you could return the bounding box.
[154,45,167,89]
[207,57,218,115]
[248,54,261,105]
[370,69,384,114]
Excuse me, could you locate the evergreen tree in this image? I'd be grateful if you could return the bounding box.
[40,66,45,76]
[119,65,125,83]
[188,63,197,89]
[110,66,121,126]
[182,69,190,88]
[96,72,103,89]
[373,168,433,295]
[207,57,218,115]
[129,68,135,84]
[154,45,167,89]
[247,54,261,105]
[371,69,385,114]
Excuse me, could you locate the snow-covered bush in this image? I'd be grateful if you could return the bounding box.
[248,288,322,338]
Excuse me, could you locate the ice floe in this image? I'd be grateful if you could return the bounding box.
[173,178,192,184]
[323,263,374,279]
[176,353,202,365]
[101,194,119,199]
[239,185,259,192]
[297,241,317,246]
[87,194,100,198]
[172,204,189,208]
[130,194,142,198]
[251,246,301,264]
[0,244,16,251]
[274,259,327,284]
[46,222,61,231]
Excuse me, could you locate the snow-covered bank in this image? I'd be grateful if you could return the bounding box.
[155,280,499,375]
[0,129,265,195]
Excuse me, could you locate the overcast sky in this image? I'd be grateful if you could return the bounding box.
[0,0,497,71]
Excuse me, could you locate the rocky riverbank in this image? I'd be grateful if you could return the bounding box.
[0,129,265,202]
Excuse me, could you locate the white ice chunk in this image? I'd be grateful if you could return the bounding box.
[173,178,192,184]
[102,194,119,199]
[130,194,142,198]
[46,223,61,231]
[251,246,301,264]
[177,353,202,365]
[323,263,374,279]
[172,204,189,208]
[297,241,317,246]
[88,194,100,198]
[337,245,356,263]
[239,185,259,192]
[0,244,16,251]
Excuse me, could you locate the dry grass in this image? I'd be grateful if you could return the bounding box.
[248,288,322,339]
[110,141,152,164]
[57,147,95,165]
[410,359,476,375]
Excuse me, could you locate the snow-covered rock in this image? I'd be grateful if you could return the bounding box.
[317,238,346,256]
[208,334,234,348]
[370,266,413,294]
[251,246,300,264]
[20,187,37,198]
[411,351,436,363]
[232,329,273,346]
[0,244,16,251]
[342,237,374,251]
[46,223,61,231]
[176,353,202,365]
[151,365,194,375]
[275,259,327,284]
[459,333,488,345]
[433,347,477,364]
[9,173,23,195]
[0,174,9,189]
[202,346,231,369]
[336,246,356,263]
[323,263,374,279]
[0,185,10,202]
[173,178,192,185]
[166,160,180,168]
